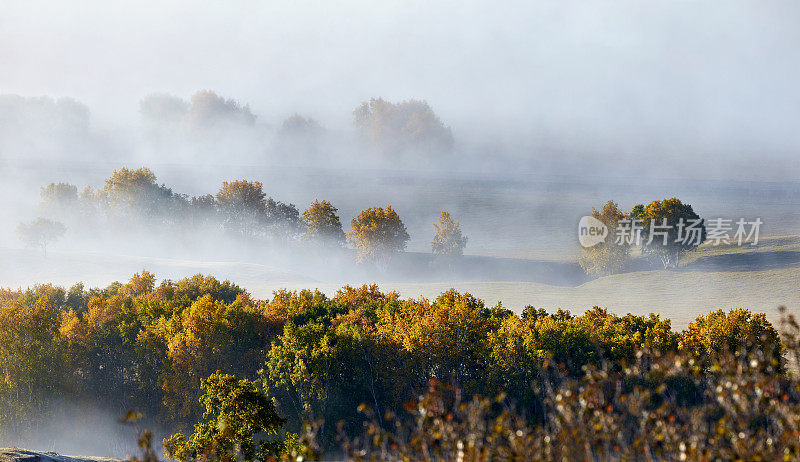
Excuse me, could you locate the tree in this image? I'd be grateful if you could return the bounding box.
[16,218,66,256]
[431,211,467,257]
[185,90,256,129]
[102,167,184,225]
[163,372,286,462]
[216,180,267,237]
[139,93,188,127]
[680,308,782,371]
[38,182,79,220]
[347,206,410,265]
[265,198,301,240]
[302,200,346,247]
[276,114,324,158]
[353,98,453,157]
[579,201,630,276]
[632,198,706,268]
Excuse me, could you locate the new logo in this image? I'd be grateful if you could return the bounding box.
[578,216,608,248]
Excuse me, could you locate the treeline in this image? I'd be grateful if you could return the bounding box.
[20,168,468,263]
[2,91,454,163]
[0,272,784,456]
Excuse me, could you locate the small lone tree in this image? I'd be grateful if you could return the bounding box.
[302,200,345,247]
[579,201,630,276]
[17,218,66,256]
[347,206,410,265]
[431,211,467,257]
[163,372,287,462]
[632,198,706,268]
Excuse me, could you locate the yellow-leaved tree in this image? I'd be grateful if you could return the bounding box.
[347,206,410,267]
[431,211,468,257]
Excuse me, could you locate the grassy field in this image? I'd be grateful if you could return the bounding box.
[2,235,797,331]
[246,236,800,330]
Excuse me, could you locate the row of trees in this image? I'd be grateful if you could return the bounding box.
[139,91,453,158]
[580,198,706,275]
[0,272,782,456]
[20,168,468,263]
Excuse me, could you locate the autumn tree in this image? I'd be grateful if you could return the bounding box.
[680,308,782,370]
[216,180,267,238]
[102,167,185,225]
[0,292,65,436]
[16,218,66,256]
[632,198,706,268]
[347,206,410,265]
[38,182,79,222]
[185,90,256,129]
[431,211,467,257]
[353,98,453,157]
[160,294,275,422]
[140,91,255,131]
[302,200,345,247]
[579,201,630,276]
[164,372,286,462]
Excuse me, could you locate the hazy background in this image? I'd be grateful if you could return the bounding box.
[1,0,800,179]
[2,1,800,455]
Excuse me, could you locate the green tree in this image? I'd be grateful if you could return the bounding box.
[302,200,346,247]
[632,198,706,268]
[164,372,286,462]
[431,211,468,257]
[579,201,630,276]
[16,217,66,256]
[347,206,410,266]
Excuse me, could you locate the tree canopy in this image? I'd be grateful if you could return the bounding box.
[347,206,410,265]
[431,211,468,256]
[353,98,453,157]
[579,200,630,276]
[632,198,706,268]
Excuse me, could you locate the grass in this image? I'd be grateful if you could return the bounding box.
[2,235,798,331]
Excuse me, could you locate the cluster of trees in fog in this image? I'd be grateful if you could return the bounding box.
[18,167,468,264]
[0,95,92,159]
[0,273,786,459]
[580,198,706,275]
[0,90,454,165]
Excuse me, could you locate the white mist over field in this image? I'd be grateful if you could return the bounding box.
[1,1,800,457]
[1,0,800,177]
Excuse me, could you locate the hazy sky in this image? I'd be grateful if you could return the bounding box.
[2,0,800,169]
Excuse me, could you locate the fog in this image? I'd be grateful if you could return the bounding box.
[2,1,800,457]
[2,0,800,178]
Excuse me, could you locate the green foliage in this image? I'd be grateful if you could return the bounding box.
[0,273,791,457]
[164,372,286,462]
